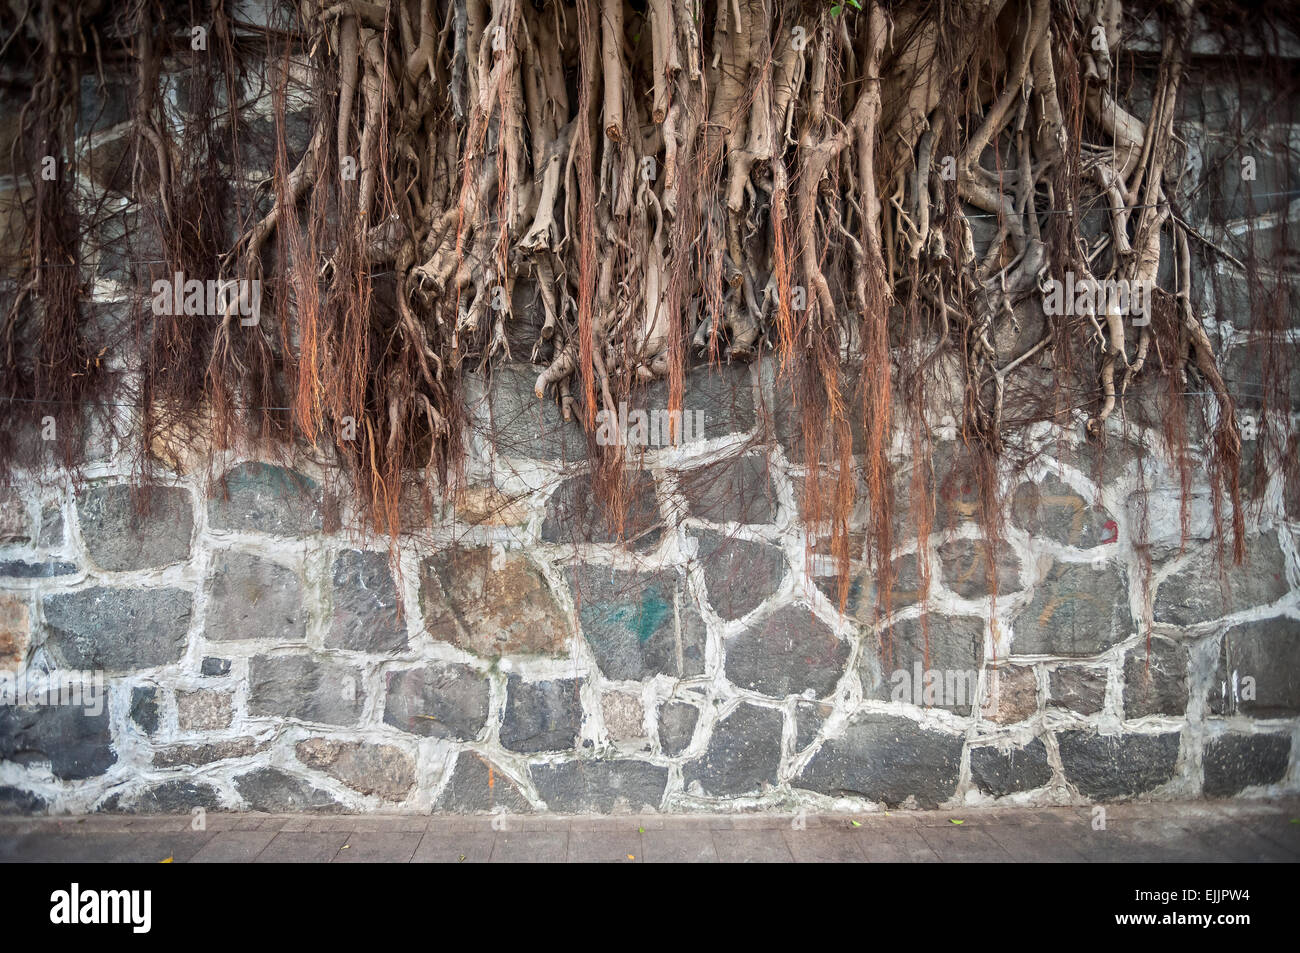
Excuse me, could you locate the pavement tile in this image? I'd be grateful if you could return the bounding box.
[332,832,420,862]
[412,832,496,863]
[640,829,719,863]
[712,829,794,863]
[784,828,866,862]
[189,830,278,863]
[916,826,1016,862]
[857,830,941,862]
[489,832,568,863]
[567,831,643,862]
[254,831,350,863]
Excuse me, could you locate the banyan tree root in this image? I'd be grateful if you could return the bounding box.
[3,0,1293,601]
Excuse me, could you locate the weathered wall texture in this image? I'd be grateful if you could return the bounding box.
[1,352,1297,814]
[1,14,1298,815]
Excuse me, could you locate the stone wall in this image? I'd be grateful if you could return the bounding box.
[1,353,1297,815]
[1,10,1298,815]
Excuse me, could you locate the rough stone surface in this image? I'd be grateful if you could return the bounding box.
[1202,733,1292,796]
[601,692,645,741]
[43,587,192,671]
[207,463,324,536]
[985,665,1040,724]
[201,657,231,677]
[383,665,489,741]
[0,705,115,780]
[658,701,699,756]
[0,594,28,668]
[969,739,1054,796]
[938,539,1022,599]
[326,550,407,652]
[1012,561,1134,656]
[0,786,47,814]
[692,530,785,621]
[725,604,849,699]
[295,739,416,801]
[682,703,783,797]
[1124,638,1189,718]
[500,676,583,753]
[153,738,262,767]
[1010,477,1113,549]
[248,654,366,726]
[101,780,223,814]
[541,471,663,549]
[175,690,234,731]
[234,767,344,813]
[204,551,305,642]
[129,686,159,735]
[862,615,986,714]
[1155,532,1290,625]
[680,454,776,524]
[1048,667,1107,715]
[532,759,669,812]
[795,700,829,750]
[77,483,193,571]
[421,548,569,658]
[479,365,587,462]
[817,552,923,620]
[435,751,531,812]
[798,714,964,808]
[569,566,704,680]
[1057,730,1181,800]
[1211,617,1300,717]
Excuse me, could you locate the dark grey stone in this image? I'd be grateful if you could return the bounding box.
[937,539,1022,599]
[726,604,850,698]
[770,368,862,463]
[1010,476,1114,549]
[37,506,63,547]
[541,471,663,549]
[500,676,583,753]
[797,714,964,808]
[1048,667,1107,715]
[479,364,589,462]
[969,739,1054,796]
[862,615,986,714]
[327,550,407,652]
[207,462,324,536]
[205,550,306,642]
[130,686,159,735]
[1155,532,1289,626]
[815,552,924,621]
[1202,733,1292,797]
[1012,561,1134,656]
[532,759,669,812]
[1057,730,1181,800]
[1211,617,1300,717]
[658,701,699,756]
[248,654,365,726]
[234,767,344,813]
[682,703,783,797]
[1123,638,1189,718]
[680,454,776,524]
[795,701,829,750]
[201,657,232,677]
[0,786,47,814]
[383,664,489,740]
[77,483,193,571]
[100,780,223,814]
[0,560,77,578]
[435,751,532,812]
[43,587,192,671]
[0,705,115,780]
[569,566,704,681]
[645,362,756,439]
[692,530,785,621]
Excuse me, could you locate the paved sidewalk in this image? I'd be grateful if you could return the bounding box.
[1,798,1297,862]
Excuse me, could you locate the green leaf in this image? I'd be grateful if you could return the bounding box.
[848,0,863,8]
[949,819,965,825]
[850,819,861,827]
[831,5,842,17]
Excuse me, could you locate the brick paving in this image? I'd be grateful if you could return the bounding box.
[1,798,1296,863]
